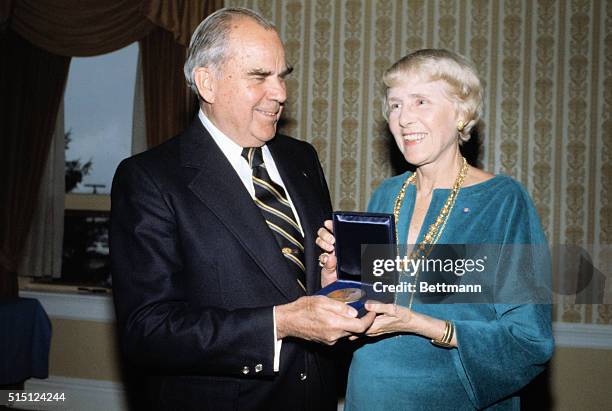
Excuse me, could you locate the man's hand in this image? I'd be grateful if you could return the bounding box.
[275,296,376,345]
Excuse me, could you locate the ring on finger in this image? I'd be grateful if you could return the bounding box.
[318,252,329,268]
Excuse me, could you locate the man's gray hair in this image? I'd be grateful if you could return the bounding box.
[184,7,276,95]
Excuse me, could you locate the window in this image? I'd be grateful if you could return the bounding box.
[64,43,138,195]
[54,43,138,288]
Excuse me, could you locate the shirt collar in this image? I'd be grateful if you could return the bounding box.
[197,109,272,166]
[198,109,244,159]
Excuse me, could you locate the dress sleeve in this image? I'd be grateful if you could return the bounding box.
[449,184,554,409]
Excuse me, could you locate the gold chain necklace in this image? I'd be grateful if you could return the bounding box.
[392,157,469,308]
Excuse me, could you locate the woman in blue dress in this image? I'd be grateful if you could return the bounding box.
[316,49,554,410]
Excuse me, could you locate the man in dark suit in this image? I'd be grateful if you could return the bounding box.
[110,7,373,411]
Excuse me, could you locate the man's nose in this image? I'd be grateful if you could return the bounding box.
[268,77,287,103]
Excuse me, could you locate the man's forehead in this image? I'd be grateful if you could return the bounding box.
[223,38,287,71]
[222,50,289,71]
[227,17,281,43]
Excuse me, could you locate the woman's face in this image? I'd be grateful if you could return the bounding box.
[387,76,461,167]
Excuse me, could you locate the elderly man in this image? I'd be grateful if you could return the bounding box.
[110,7,373,411]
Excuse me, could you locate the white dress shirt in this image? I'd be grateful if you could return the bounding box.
[198,110,303,372]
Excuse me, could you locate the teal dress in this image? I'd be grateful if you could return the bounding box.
[345,174,554,411]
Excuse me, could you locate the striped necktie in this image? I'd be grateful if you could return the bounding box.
[242,147,307,292]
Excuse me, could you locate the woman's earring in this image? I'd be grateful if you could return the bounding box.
[457,120,465,132]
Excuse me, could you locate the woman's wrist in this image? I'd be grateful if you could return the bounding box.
[408,312,457,347]
[430,320,455,348]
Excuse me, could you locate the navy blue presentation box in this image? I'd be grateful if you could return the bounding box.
[316,211,396,315]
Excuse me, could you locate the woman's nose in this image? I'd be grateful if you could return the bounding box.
[398,108,415,127]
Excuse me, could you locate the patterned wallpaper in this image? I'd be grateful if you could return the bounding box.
[226,0,612,324]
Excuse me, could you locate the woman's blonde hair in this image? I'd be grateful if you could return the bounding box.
[382,49,483,142]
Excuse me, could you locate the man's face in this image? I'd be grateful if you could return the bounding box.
[201,19,291,147]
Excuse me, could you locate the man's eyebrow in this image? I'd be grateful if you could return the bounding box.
[280,65,294,78]
[246,66,293,78]
[247,68,273,77]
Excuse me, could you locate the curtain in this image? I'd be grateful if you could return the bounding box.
[141,0,222,46]
[18,103,65,279]
[131,51,148,155]
[9,0,155,56]
[6,0,223,56]
[0,0,14,29]
[0,30,70,298]
[139,0,222,148]
[140,27,198,148]
[1,1,220,296]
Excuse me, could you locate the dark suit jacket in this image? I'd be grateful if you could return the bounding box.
[110,119,336,411]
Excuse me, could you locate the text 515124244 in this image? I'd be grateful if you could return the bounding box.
[1,391,66,405]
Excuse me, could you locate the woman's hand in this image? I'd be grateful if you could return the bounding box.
[316,220,337,287]
[364,301,457,347]
[363,301,414,336]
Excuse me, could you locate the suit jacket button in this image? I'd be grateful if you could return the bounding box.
[242,366,250,375]
[299,372,307,381]
[255,364,263,373]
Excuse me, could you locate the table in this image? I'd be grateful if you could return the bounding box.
[0,298,51,385]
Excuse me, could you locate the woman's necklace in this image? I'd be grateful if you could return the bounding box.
[392,157,469,309]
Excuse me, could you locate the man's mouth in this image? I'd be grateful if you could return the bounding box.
[255,108,279,117]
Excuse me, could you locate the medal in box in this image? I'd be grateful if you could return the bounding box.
[317,211,397,315]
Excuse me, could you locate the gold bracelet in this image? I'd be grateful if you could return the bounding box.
[431,320,454,348]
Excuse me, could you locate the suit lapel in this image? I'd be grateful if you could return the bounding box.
[180,121,303,301]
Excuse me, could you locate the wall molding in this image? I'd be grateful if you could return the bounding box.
[553,322,612,350]
[20,290,115,323]
[20,290,612,349]
[20,376,127,411]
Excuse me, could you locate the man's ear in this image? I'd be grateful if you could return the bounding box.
[194,67,216,103]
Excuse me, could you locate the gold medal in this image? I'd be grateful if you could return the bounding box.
[326,287,365,303]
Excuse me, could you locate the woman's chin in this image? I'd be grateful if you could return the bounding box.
[401,151,426,167]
